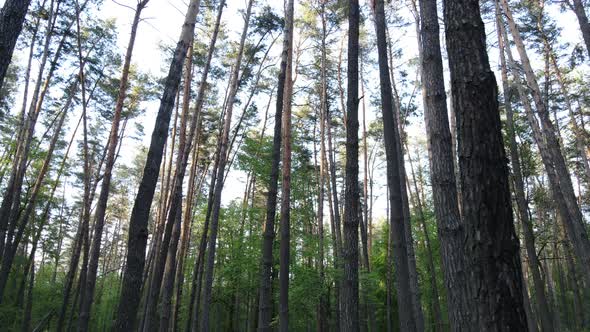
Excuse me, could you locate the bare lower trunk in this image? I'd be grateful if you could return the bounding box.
[341,1,360,330]
[444,0,527,327]
[373,1,416,330]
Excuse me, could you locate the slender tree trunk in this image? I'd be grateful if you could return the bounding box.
[341,0,361,330]
[444,0,527,327]
[495,10,554,331]
[114,0,201,328]
[201,2,253,330]
[258,1,294,329]
[77,3,148,330]
[0,94,70,301]
[278,6,294,332]
[406,147,444,332]
[21,258,34,332]
[500,0,590,287]
[0,0,61,261]
[372,1,417,330]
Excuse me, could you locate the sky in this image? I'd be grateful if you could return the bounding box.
[81,0,590,224]
[4,0,587,226]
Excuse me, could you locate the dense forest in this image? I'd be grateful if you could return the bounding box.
[0,0,589,330]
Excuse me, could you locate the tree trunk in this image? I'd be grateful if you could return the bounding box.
[200,2,253,330]
[341,0,361,330]
[500,0,590,287]
[0,0,31,90]
[114,0,201,328]
[372,1,417,330]
[278,5,294,332]
[77,3,148,330]
[569,0,590,59]
[444,0,527,327]
[258,1,294,329]
[495,9,554,331]
[406,146,444,332]
[415,0,471,328]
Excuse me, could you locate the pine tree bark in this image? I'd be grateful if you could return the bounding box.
[258,0,294,329]
[0,0,31,90]
[444,0,527,327]
[114,0,201,329]
[341,0,361,330]
[373,0,417,330]
[278,6,294,332]
[415,0,471,328]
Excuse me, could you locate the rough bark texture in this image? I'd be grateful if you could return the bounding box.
[373,0,417,331]
[0,0,31,91]
[341,0,360,330]
[278,2,294,331]
[114,0,201,329]
[415,0,472,329]
[444,0,528,328]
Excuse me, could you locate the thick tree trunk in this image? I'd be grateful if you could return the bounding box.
[444,0,527,328]
[373,1,417,330]
[415,0,471,328]
[114,0,201,329]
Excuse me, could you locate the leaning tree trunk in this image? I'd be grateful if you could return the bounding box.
[500,0,590,287]
[200,2,253,330]
[444,0,527,328]
[0,0,31,90]
[373,0,417,330]
[495,7,554,331]
[114,0,202,329]
[77,3,149,330]
[568,0,590,59]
